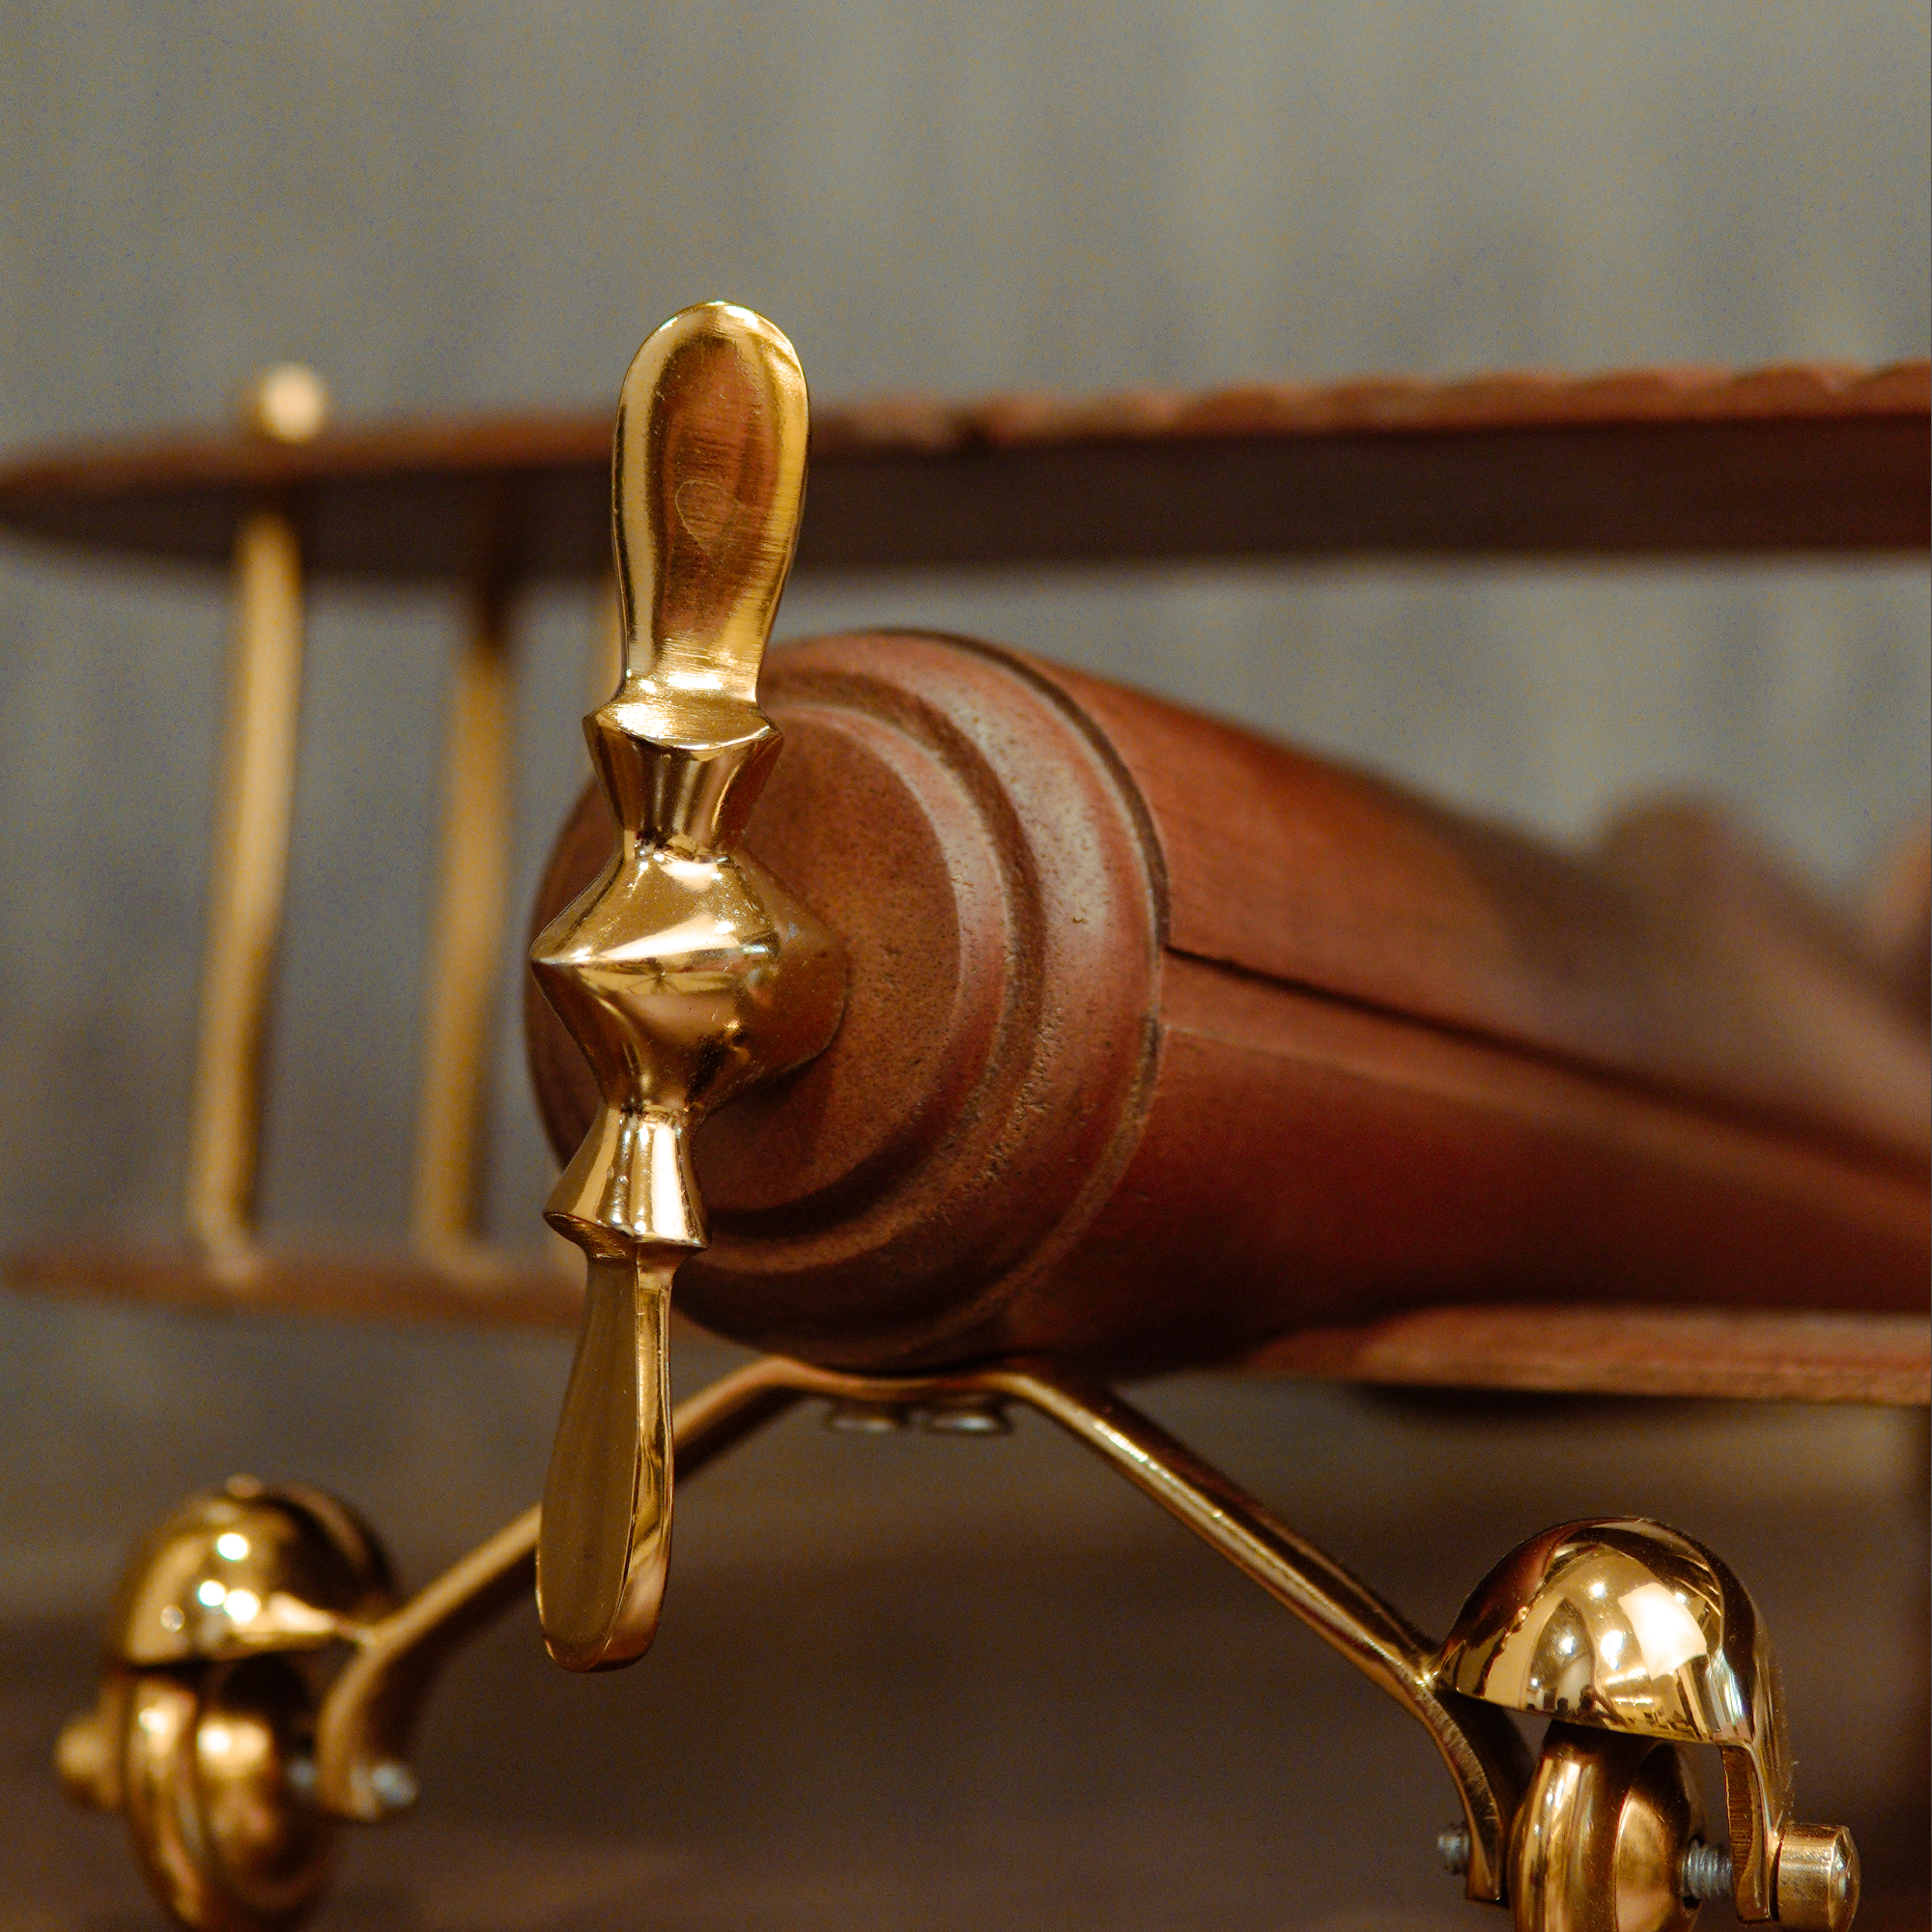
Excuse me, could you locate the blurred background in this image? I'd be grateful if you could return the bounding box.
[0,3,1926,1925]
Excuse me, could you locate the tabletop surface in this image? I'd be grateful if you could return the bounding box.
[5,1351,1925,1931]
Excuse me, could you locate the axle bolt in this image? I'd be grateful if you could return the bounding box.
[1681,1841,1733,1903]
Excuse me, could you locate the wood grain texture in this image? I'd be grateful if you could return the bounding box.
[2,1241,581,1329]
[1242,1305,1930,1405]
[1008,952,1925,1373]
[0,362,1923,582]
[1051,665,1930,1170]
[10,1239,1922,1406]
[526,632,1930,1383]
[529,633,1167,1368]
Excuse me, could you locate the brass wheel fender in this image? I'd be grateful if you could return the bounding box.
[1437,1519,1861,1930]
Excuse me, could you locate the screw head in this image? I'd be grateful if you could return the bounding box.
[913,1398,1012,1436]
[366,1758,418,1815]
[824,1400,908,1435]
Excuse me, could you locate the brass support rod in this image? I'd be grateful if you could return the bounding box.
[984,1363,1529,1905]
[315,1360,804,1818]
[183,365,327,1261]
[184,505,307,1258]
[410,572,514,1258]
[314,1353,1523,1898]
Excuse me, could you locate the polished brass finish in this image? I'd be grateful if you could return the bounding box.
[41,331,1885,1929]
[528,303,844,1671]
[66,1361,1867,1929]
[185,358,534,1285]
[410,570,516,1260]
[315,1505,539,1822]
[314,1362,796,1818]
[63,356,566,1304]
[1437,1519,1858,1924]
[55,1674,124,1810]
[56,1369,803,1928]
[185,370,326,1258]
[66,1356,1521,1924]
[119,1657,334,1932]
[974,1360,1528,1902]
[1507,1724,1701,1932]
[241,364,330,445]
[1773,1824,1860,1932]
[106,1479,394,1667]
[60,1477,390,1931]
[322,1357,1523,1897]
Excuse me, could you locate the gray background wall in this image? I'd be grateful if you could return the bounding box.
[0,5,1925,1925]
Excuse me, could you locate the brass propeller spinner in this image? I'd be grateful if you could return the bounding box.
[529,303,844,1672]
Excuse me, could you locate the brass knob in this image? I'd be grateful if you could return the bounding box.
[239,362,329,444]
[529,303,844,1672]
[1776,1823,1861,1932]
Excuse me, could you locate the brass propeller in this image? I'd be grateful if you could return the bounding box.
[529,302,844,1672]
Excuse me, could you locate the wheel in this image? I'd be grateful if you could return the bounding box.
[56,1480,395,1928]
[1510,1721,1704,1932]
[114,1654,336,1931]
